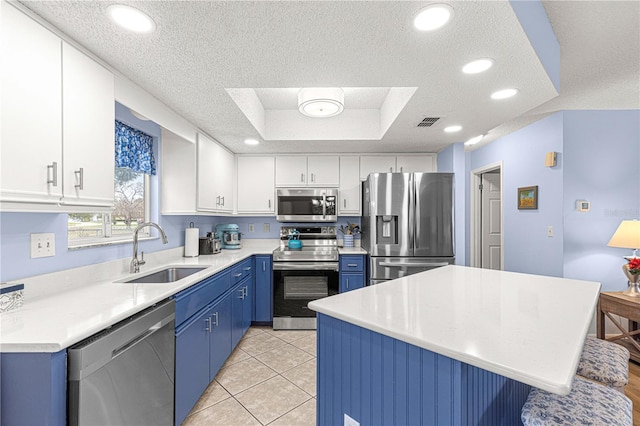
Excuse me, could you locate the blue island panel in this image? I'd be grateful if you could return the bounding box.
[316,314,530,426]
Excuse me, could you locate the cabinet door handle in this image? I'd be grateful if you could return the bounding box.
[389,167,393,172]
[400,166,404,172]
[47,162,58,187]
[346,279,349,289]
[301,173,304,183]
[268,199,271,209]
[343,199,346,208]
[311,173,315,182]
[216,195,221,206]
[74,168,84,190]
[221,196,225,206]
[205,317,211,332]
[211,312,219,327]
[262,261,266,272]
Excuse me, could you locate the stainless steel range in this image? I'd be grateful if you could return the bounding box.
[272,226,339,330]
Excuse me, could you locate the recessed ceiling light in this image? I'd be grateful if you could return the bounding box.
[491,88,519,100]
[244,138,259,145]
[444,125,462,133]
[298,88,344,118]
[462,58,494,74]
[465,135,484,146]
[107,5,156,33]
[414,4,454,31]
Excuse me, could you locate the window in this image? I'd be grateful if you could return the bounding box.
[68,120,156,247]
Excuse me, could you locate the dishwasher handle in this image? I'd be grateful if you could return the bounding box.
[112,320,164,359]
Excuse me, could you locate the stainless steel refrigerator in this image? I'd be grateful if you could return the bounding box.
[361,172,454,285]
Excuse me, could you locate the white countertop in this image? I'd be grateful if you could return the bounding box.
[337,246,367,255]
[309,265,601,395]
[0,240,280,353]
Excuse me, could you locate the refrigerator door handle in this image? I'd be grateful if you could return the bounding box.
[379,261,450,268]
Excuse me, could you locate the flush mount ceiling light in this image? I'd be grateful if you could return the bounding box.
[298,88,344,118]
[107,5,156,33]
[462,58,494,74]
[414,4,454,31]
[444,125,462,133]
[491,88,519,100]
[244,138,259,145]
[465,135,484,146]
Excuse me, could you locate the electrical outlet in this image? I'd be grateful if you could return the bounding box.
[31,233,56,258]
[344,414,360,426]
[263,223,270,232]
[248,224,255,232]
[547,226,553,237]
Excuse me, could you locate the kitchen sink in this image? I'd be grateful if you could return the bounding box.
[122,266,208,284]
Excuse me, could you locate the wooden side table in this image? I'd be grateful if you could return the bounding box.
[597,291,640,362]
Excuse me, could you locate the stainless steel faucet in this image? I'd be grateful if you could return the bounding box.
[130,222,169,273]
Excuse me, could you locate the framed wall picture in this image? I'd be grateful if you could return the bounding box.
[517,186,538,210]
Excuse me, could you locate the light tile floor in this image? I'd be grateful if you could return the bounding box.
[183,326,317,426]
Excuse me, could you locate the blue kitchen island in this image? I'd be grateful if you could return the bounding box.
[309,265,601,426]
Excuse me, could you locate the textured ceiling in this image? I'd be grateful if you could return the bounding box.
[17,0,640,154]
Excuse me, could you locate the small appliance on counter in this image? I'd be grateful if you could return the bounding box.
[215,224,241,249]
[199,232,222,255]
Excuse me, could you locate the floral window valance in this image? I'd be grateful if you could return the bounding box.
[115,120,156,175]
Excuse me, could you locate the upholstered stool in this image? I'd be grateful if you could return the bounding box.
[521,376,632,426]
[576,336,630,393]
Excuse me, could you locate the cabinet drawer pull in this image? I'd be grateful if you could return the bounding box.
[233,273,243,278]
[47,162,58,187]
[74,168,84,190]
[300,173,304,182]
[347,263,358,267]
[244,266,251,271]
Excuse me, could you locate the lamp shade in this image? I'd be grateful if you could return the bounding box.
[607,220,640,249]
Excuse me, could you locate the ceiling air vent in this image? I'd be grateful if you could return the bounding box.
[417,117,440,127]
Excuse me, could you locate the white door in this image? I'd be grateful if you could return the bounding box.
[307,156,339,186]
[237,156,275,213]
[1,3,63,204]
[275,156,307,186]
[396,155,436,173]
[338,156,361,215]
[481,172,502,270]
[62,42,115,207]
[359,155,396,180]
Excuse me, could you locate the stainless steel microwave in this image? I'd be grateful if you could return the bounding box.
[276,188,338,222]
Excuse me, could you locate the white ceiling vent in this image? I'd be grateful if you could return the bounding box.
[417,117,440,127]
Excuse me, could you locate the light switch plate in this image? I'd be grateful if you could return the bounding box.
[248,224,255,232]
[263,223,270,232]
[31,233,55,258]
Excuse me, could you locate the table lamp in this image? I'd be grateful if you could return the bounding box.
[607,219,640,296]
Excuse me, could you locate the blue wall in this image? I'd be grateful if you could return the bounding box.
[562,110,640,291]
[469,112,564,276]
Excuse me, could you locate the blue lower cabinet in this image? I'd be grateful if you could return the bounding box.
[208,295,232,381]
[340,273,365,292]
[231,283,245,348]
[175,308,211,425]
[254,255,273,322]
[339,255,366,293]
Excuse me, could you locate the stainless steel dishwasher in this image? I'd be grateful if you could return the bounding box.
[68,299,175,426]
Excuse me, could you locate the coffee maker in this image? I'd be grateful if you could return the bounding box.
[215,224,241,249]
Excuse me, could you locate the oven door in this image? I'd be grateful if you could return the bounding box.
[273,262,339,329]
[276,188,337,222]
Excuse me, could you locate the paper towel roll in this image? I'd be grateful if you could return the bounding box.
[184,227,199,257]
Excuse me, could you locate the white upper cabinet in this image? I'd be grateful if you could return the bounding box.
[396,154,436,173]
[236,156,275,214]
[1,3,63,205]
[197,133,234,213]
[338,156,361,215]
[360,154,436,180]
[359,155,396,180]
[61,42,115,207]
[307,156,339,187]
[275,156,307,186]
[1,4,115,210]
[161,129,196,214]
[275,155,339,187]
